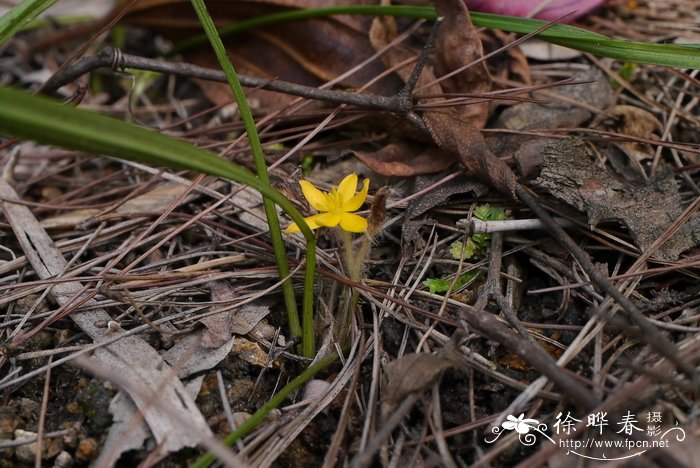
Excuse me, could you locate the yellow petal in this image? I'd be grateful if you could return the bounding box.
[337,173,358,204]
[286,211,336,233]
[299,180,330,211]
[285,222,301,233]
[307,212,341,228]
[286,214,328,233]
[343,178,369,212]
[339,213,368,233]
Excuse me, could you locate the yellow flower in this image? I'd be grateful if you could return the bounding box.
[286,173,370,233]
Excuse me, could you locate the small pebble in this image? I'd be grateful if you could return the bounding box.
[13,429,38,464]
[53,450,73,468]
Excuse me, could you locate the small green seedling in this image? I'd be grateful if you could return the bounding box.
[424,204,507,294]
[424,270,479,294]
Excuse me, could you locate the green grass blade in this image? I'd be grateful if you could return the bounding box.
[0,86,317,326]
[0,0,55,45]
[543,36,700,69]
[172,5,700,69]
[471,10,606,39]
[191,0,314,357]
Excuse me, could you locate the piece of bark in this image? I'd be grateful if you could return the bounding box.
[532,139,700,260]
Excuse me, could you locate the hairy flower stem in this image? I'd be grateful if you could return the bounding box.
[338,190,386,345]
[337,229,361,345]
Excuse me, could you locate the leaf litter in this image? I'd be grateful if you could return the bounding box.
[1,0,700,466]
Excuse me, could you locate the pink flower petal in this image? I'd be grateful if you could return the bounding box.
[464,0,606,22]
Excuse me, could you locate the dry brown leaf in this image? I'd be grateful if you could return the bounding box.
[424,110,519,197]
[532,139,700,260]
[401,172,488,248]
[96,393,150,465]
[362,4,455,176]
[97,371,206,466]
[382,353,452,414]
[156,282,277,377]
[609,104,662,162]
[433,0,492,129]
[359,0,496,177]
[405,172,488,221]
[418,0,520,196]
[484,29,532,87]
[351,142,454,176]
[369,9,440,95]
[611,104,662,135]
[206,281,273,338]
[232,306,272,335]
[162,331,234,376]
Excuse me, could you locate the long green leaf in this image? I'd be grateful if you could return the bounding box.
[191,0,314,357]
[0,0,55,45]
[542,36,700,69]
[172,5,700,69]
[0,86,317,316]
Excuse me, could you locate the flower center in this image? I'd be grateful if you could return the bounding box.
[328,188,344,212]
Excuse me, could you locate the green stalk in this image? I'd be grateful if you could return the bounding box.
[0,0,55,45]
[0,86,316,353]
[191,352,338,468]
[171,5,700,69]
[191,0,314,357]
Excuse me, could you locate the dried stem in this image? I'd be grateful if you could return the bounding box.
[41,48,411,118]
[474,232,537,346]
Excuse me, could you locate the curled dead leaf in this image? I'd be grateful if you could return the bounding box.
[609,104,662,162]
[433,0,492,129]
[423,111,519,197]
[421,0,519,195]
